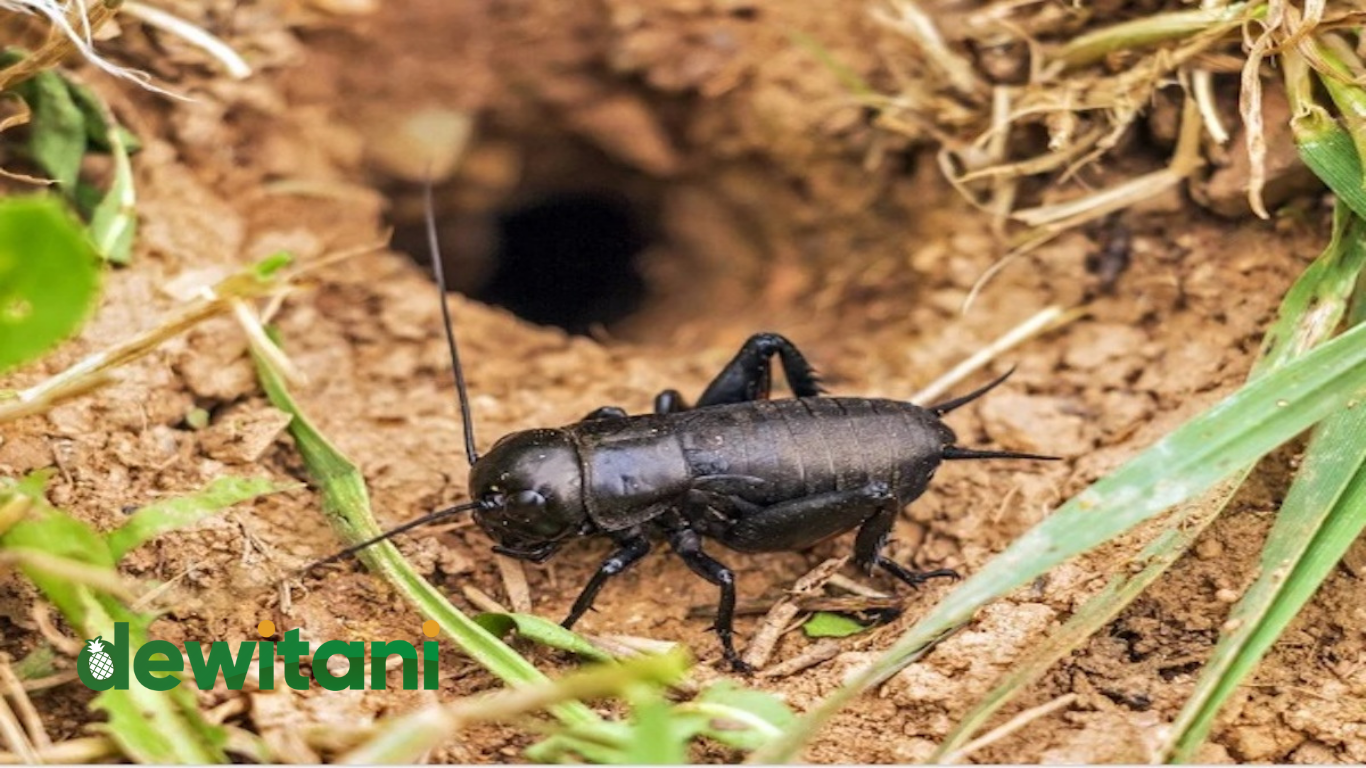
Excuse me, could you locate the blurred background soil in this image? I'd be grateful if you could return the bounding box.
[1,0,1364,762]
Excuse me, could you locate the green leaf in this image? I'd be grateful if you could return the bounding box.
[755,316,1366,763]
[802,612,867,638]
[88,118,137,264]
[1,474,226,763]
[15,70,87,190]
[622,685,691,764]
[527,723,636,764]
[11,644,57,681]
[253,252,294,280]
[67,79,141,154]
[686,682,794,750]
[475,612,615,663]
[0,196,101,373]
[106,476,299,560]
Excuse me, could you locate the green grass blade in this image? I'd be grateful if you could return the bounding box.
[1295,108,1366,222]
[1167,393,1366,761]
[107,476,299,560]
[88,118,138,265]
[475,612,616,663]
[252,347,599,726]
[340,651,688,764]
[1166,216,1366,760]
[788,31,875,100]
[526,726,634,764]
[929,497,1221,761]
[932,205,1366,760]
[1056,3,1252,69]
[753,318,1366,763]
[1311,40,1366,177]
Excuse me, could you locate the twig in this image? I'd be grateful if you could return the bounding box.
[1191,68,1229,144]
[758,639,843,679]
[689,595,903,620]
[584,634,678,660]
[870,0,984,97]
[0,661,49,751]
[130,566,193,611]
[0,0,138,92]
[460,585,508,614]
[742,558,846,671]
[121,1,252,79]
[19,672,76,693]
[940,693,1078,764]
[0,685,35,765]
[29,605,81,657]
[0,735,118,764]
[957,91,1208,311]
[826,573,889,599]
[0,281,268,424]
[495,555,533,614]
[204,697,248,725]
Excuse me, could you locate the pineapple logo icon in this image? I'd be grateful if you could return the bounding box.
[86,637,114,680]
[77,634,124,690]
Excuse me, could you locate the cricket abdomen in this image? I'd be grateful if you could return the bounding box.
[677,397,953,504]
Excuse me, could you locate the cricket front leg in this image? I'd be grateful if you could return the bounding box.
[561,533,651,629]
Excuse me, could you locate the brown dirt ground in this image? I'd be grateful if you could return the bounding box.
[3,0,1366,763]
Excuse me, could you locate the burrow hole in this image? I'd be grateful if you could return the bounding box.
[388,134,666,337]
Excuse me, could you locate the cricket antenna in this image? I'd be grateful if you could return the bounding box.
[929,367,1016,416]
[424,179,480,465]
[305,501,485,571]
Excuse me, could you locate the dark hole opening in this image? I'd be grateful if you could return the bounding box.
[475,191,651,335]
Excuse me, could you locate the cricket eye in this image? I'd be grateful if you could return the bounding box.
[507,490,544,512]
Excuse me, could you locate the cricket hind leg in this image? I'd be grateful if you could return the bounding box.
[709,480,959,584]
[690,333,825,408]
[644,333,823,416]
[853,490,959,587]
[580,406,630,421]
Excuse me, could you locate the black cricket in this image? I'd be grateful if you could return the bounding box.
[320,189,1057,673]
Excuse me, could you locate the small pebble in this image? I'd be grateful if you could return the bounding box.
[1195,538,1225,560]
